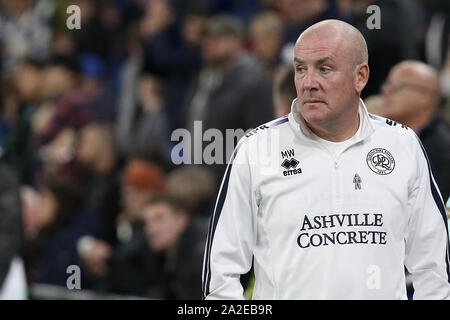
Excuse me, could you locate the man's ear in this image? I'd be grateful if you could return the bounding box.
[355,63,370,93]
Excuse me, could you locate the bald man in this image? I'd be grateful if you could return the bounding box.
[382,61,450,201]
[203,20,450,300]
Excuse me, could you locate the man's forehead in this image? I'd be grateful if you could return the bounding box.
[294,36,344,59]
[294,55,335,64]
[390,64,439,91]
[389,65,423,83]
[296,29,341,47]
[294,44,342,64]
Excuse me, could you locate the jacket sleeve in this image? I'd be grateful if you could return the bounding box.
[404,136,450,299]
[202,139,257,300]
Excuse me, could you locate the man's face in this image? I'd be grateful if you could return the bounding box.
[293,35,359,127]
[144,202,186,251]
[42,66,75,99]
[249,21,281,62]
[202,35,241,66]
[138,75,163,112]
[381,66,431,121]
[122,185,153,221]
[15,64,42,101]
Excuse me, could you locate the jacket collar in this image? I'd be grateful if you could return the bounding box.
[288,97,375,144]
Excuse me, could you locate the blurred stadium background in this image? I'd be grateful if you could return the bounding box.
[0,0,448,300]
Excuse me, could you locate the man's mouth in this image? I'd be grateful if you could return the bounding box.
[303,99,325,104]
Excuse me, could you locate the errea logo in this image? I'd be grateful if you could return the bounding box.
[281,149,302,176]
[281,158,299,169]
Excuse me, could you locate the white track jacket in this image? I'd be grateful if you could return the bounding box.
[202,98,450,300]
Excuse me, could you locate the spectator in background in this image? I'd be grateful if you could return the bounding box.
[342,0,424,98]
[33,84,91,152]
[78,53,117,123]
[79,158,165,296]
[248,11,284,77]
[39,55,80,103]
[30,55,80,173]
[181,14,274,183]
[272,65,296,118]
[0,0,53,74]
[144,195,208,299]
[166,166,216,217]
[3,58,44,185]
[274,0,346,63]
[24,169,100,288]
[116,73,171,162]
[50,31,76,59]
[382,60,450,201]
[69,0,117,63]
[75,122,123,247]
[275,0,335,41]
[139,0,206,132]
[33,54,116,152]
[118,158,165,243]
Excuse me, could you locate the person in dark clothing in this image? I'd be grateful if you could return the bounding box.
[116,73,171,162]
[162,216,208,299]
[418,116,450,202]
[24,170,101,288]
[273,65,297,118]
[143,195,208,299]
[101,223,164,298]
[180,14,274,183]
[75,122,123,246]
[248,11,285,77]
[140,0,206,132]
[79,158,166,296]
[382,60,450,201]
[144,196,207,299]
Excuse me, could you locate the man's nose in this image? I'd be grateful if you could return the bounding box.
[302,70,319,91]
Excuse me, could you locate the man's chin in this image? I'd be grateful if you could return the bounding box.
[300,107,329,124]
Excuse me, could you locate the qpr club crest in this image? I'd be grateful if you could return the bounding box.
[366,148,395,175]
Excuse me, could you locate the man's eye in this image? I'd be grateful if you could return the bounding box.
[320,66,331,73]
[296,66,305,73]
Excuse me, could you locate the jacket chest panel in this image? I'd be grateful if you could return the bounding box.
[256,144,409,248]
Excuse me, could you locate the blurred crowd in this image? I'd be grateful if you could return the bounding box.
[0,0,449,299]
